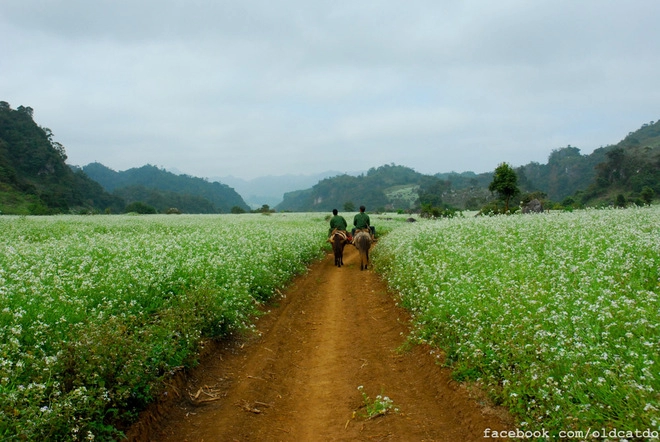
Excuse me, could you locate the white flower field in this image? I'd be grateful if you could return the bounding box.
[1,208,658,440]
[373,206,660,436]
[0,213,331,440]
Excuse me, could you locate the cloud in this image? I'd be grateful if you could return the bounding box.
[1,0,659,179]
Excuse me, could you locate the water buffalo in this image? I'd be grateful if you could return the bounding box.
[352,229,372,271]
[330,229,349,267]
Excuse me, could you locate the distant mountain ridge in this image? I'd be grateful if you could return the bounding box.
[276,164,432,212]
[275,120,660,211]
[82,163,250,213]
[1,99,657,214]
[215,171,355,208]
[274,164,498,212]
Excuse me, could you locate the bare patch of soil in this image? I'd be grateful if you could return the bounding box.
[129,245,511,441]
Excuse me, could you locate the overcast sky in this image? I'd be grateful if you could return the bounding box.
[2,1,659,180]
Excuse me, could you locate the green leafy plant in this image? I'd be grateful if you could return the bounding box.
[357,386,398,419]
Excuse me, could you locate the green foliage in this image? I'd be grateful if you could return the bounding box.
[420,203,458,219]
[125,201,157,214]
[434,171,493,190]
[616,193,627,207]
[114,185,216,214]
[3,100,658,215]
[276,163,503,213]
[276,122,660,212]
[417,176,449,207]
[477,200,520,216]
[641,186,655,205]
[561,195,578,209]
[356,386,398,419]
[277,164,471,213]
[517,145,605,202]
[254,204,274,213]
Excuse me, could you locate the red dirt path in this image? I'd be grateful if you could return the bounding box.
[128,245,511,441]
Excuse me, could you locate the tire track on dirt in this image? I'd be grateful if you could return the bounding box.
[134,245,511,441]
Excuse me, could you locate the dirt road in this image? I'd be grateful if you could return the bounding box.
[130,245,511,441]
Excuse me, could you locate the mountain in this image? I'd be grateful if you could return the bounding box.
[215,171,351,209]
[83,163,250,213]
[276,120,660,212]
[578,120,660,205]
[515,145,609,202]
[274,165,499,212]
[0,101,124,214]
[517,120,660,206]
[276,164,429,212]
[431,171,495,211]
[3,99,656,214]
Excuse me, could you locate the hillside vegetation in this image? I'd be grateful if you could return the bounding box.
[0,101,250,214]
[579,121,660,206]
[277,120,660,212]
[82,163,250,214]
[518,121,660,207]
[1,99,658,214]
[0,102,123,214]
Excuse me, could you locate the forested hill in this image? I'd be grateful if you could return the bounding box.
[277,120,660,212]
[276,164,441,212]
[0,102,124,214]
[518,119,660,205]
[2,98,656,215]
[578,120,660,205]
[82,163,250,213]
[274,164,498,212]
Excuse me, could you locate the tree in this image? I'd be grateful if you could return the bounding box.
[343,201,355,212]
[125,201,157,214]
[488,163,519,213]
[616,193,627,207]
[641,186,655,205]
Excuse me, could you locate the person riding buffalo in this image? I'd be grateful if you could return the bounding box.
[353,205,369,230]
[352,205,375,239]
[329,208,348,237]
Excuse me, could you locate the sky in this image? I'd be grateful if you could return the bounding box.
[2,1,659,180]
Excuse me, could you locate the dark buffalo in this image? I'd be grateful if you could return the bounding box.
[330,229,349,267]
[353,229,372,271]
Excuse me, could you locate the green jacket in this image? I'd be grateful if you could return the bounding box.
[330,215,348,231]
[353,212,370,230]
